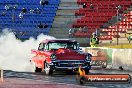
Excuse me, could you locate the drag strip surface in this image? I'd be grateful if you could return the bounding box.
[2,68,132,88]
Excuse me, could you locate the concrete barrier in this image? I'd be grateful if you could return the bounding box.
[0,69,3,82]
[112,49,132,71]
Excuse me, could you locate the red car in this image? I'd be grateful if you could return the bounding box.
[30,39,92,75]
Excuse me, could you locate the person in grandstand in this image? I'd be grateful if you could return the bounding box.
[69,28,73,38]
[90,2,94,9]
[83,26,88,33]
[37,22,43,29]
[40,0,49,6]
[90,33,99,47]
[79,27,83,32]
[83,3,87,8]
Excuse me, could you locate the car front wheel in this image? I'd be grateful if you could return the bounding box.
[35,67,42,72]
[44,62,53,75]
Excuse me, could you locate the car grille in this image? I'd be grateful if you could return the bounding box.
[56,60,85,67]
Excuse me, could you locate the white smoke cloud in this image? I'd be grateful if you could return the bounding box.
[0,29,56,72]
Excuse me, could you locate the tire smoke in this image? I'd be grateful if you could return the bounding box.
[0,29,55,72]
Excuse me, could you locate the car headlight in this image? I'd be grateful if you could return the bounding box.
[50,54,57,60]
[86,54,92,61]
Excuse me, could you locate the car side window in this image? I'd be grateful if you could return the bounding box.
[38,43,44,51]
[77,43,80,50]
[44,44,49,50]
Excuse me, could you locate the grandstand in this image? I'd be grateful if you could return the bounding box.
[0,0,132,47]
[0,0,60,39]
[72,0,132,46]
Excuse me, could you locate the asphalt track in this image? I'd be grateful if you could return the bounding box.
[1,68,132,88]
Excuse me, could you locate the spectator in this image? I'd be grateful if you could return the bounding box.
[90,2,94,9]
[43,23,48,28]
[74,28,77,33]
[83,26,88,33]
[13,4,18,10]
[1,12,6,16]
[40,0,49,6]
[40,0,45,6]
[83,3,87,8]
[37,23,48,29]
[127,34,132,43]
[90,33,99,47]
[44,1,49,5]
[69,28,73,38]
[37,23,43,29]
[79,27,83,32]
[12,14,15,22]
[5,4,10,11]
[34,8,41,14]
[22,8,27,14]
[19,12,24,19]
[20,31,25,36]
[30,9,34,14]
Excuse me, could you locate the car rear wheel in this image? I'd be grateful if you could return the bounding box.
[32,62,42,72]
[35,67,42,72]
[44,62,53,75]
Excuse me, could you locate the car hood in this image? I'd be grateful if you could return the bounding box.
[54,48,86,60]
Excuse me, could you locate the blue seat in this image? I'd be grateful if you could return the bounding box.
[0,0,60,39]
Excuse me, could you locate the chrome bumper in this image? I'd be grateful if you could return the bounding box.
[50,60,91,71]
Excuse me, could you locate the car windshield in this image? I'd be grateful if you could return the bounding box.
[48,42,78,50]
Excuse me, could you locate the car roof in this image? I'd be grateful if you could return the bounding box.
[41,39,77,44]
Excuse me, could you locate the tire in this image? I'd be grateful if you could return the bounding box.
[44,62,53,75]
[35,67,42,72]
[31,62,42,72]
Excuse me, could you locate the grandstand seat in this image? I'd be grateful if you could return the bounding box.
[0,0,60,39]
[99,10,132,40]
[73,0,132,39]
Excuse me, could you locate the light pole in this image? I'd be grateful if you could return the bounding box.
[116,8,119,45]
[116,5,122,45]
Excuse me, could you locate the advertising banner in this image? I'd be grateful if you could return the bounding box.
[84,47,113,68]
[83,47,132,71]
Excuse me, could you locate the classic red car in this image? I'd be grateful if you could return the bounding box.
[30,39,92,75]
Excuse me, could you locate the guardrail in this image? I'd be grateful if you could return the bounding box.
[0,69,3,82]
